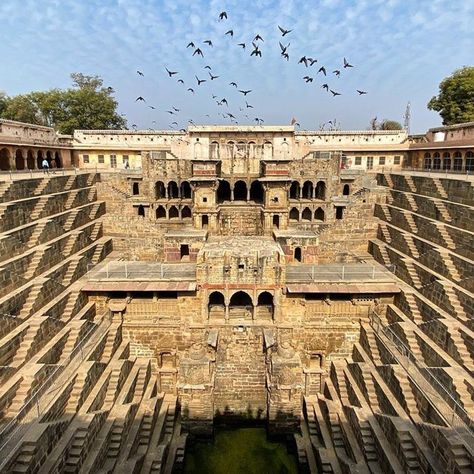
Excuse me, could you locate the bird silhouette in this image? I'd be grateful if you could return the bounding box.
[204,40,213,46]
[219,11,227,20]
[209,72,219,80]
[282,52,289,61]
[177,79,184,84]
[186,42,195,48]
[193,48,204,57]
[195,75,206,85]
[135,96,145,102]
[330,90,341,96]
[225,29,234,37]
[299,56,308,67]
[333,69,341,76]
[321,83,329,91]
[254,34,264,42]
[137,70,144,76]
[279,42,290,54]
[227,113,235,119]
[308,57,318,66]
[220,98,228,106]
[239,89,252,96]
[204,65,212,70]
[343,57,354,68]
[250,43,262,57]
[172,107,180,112]
[357,90,367,95]
[278,25,292,36]
[303,76,313,83]
[171,121,178,126]
[187,88,195,94]
[167,110,176,114]
[317,66,327,76]
[245,101,253,108]
[165,68,178,77]
[238,43,246,49]
[148,105,156,109]
[229,82,238,87]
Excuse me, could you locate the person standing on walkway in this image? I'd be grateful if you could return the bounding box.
[41,158,50,173]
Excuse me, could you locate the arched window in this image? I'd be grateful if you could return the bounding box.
[36,150,44,169]
[257,291,274,319]
[132,182,140,195]
[155,181,166,199]
[194,141,202,159]
[217,180,231,202]
[280,141,289,159]
[273,215,280,229]
[302,207,312,221]
[466,151,474,172]
[315,181,326,200]
[424,152,431,170]
[302,181,313,199]
[314,207,325,221]
[169,206,179,219]
[442,152,451,170]
[289,207,299,221]
[248,141,256,159]
[168,181,179,199]
[294,247,302,262]
[137,205,145,217]
[227,141,235,159]
[27,150,35,169]
[0,148,11,170]
[234,180,247,201]
[250,180,264,202]
[433,152,441,170]
[289,181,300,199]
[208,291,225,318]
[15,149,25,170]
[343,184,350,195]
[210,141,219,159]
[46,150,53,166]
[209,291,225,306]
[181,181,192,199]
[453,151,463,171]
[229,291,252,308]
[156,206,166,219]
[182,206,192,219]
[263,141,273,159]
[54,151,62,168]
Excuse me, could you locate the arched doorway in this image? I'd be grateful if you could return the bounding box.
[155,181,166,199]
[315,181,326,200]
[27,150,35,169]
[294,247,302,262]
[234,180,247,201]
[302,207,312,221]
[250,180,264,202]
[453,152,463,171]
[289,181,300,199]
[168,181,179,198]
[156,206,166,219]
[182,206,192,219]
[424,153,431,170]
[15,150,25,170]
[0,148,11,170]
[169,205,179,219]
[37,150,44,169]
[343,184,350,195]
[181,181,192,199]
[257,291,274,319]
[314,207,325,221]
[289,207,299,221]
[54,151,62,168]
[433,152,441,170]
[229,291,253,319]
[217,180,231,202]
[302,181,313,199]
[46,150,53,166]
[208,291,225,319]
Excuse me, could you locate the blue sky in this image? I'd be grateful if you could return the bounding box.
[0,0,473,133]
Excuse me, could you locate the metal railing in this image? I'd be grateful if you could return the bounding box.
[379,166,473,177]
[369,310,474,438]
[286,265,392,282]
[0,318,110,467]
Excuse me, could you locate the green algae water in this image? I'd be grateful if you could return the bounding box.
[184,427,298,474]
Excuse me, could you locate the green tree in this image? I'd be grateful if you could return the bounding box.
[379,119,403,130]
[428,66,474,125]
[0,73,126,134]
[0,92,7,116]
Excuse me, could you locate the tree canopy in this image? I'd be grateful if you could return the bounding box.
[369,118,403,131]
[428,66,474,125]
[0,73,126,134]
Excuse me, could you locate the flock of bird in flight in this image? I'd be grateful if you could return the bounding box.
[132,10,367,130]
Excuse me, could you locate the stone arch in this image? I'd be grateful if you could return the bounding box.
[343,184,350,196]
[234,180,247,201]
[227,141,235,159]
[181,181,192,199]
[208,291,225,318]
[250,180,264,202]
[315,181,326,200]
[54,151,62,168]
[15,149,25,170]
[217,180,231,202]
[210,141,219,159]
[155,181,166,199]
[433,152,441,170]
[229,291,253,307]
[302,181,313,199]
[169,205,179,219]
[263,141,273,159]
[248,141,256,158]
[156,205,166,219]
[182,206,192,219]
[257,291,274,319]
[424,152,432,169]
[27,150,35,169]
[280,141,289,158]
[453,151,463,171]
[442,152,451,170]
[194,141,202,159]
[0,148,11,170]
[314,207,325,221]
[46,150,53,165]
[168,181,179,199]
[290,181,300,199]
[289,207,299,221]
[37,150,44,169]
[302,207,312,221]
